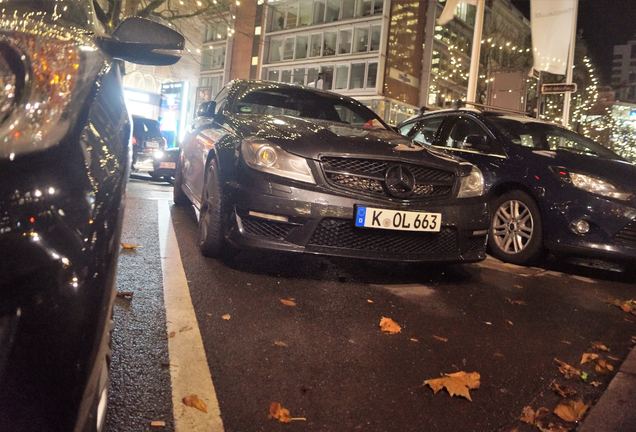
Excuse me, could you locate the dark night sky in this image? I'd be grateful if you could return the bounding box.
[510,0,636,84]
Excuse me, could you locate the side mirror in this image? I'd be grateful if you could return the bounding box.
[462,135,490,152]
[98,17,184,65]
[197,101,217,118]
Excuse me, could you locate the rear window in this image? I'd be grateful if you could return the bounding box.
[133,117,162,140]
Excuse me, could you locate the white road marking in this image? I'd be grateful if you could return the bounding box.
[158,200,225,432]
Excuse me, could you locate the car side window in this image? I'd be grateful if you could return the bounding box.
[214,87,229,114]
[445,116,497,154]
[412,117,444,145]
[398,122,417,136]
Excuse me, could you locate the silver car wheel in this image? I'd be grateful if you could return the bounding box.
[492,199,534,254]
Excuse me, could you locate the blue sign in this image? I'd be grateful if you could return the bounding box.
[355,207,367,227]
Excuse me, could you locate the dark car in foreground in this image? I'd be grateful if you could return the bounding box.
[174,81,489,263]
[398,108,636,268]
[131,115,178,181]
[0,1,182,431]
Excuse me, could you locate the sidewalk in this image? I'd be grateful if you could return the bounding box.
[579,346,636,431]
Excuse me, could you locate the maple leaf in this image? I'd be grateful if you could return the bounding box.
[554,358,583,380]
[120,242,140,250]
[182,394,208,413]
[221,314,231,320]
[268,402,292,423]
[550,381,577,398]
[280,298,296,307]
[379,317,401,334]
[580,353,599,365]
[553,399,588,422]
[520,406,549,425]
[424,371,480,401]
[591,342,610,352]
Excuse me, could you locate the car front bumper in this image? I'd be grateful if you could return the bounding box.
[223,170,489,263]
[543,191,636,263]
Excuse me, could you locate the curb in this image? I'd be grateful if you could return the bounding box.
[578,346,636,431]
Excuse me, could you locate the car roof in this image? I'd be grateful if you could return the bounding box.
[231,79,362,102]
[404,108,555,127]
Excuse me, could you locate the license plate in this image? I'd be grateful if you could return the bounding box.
[145,141,159,149]
[159,162,176,169]
[355,206,442,232]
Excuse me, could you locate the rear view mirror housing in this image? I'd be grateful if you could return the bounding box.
[98,17,184,66]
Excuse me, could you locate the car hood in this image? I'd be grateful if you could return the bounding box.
[231,115,467,170]
[532,149,636,190]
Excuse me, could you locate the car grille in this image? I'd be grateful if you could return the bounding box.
[615,219,636,247]
[241,216,295,241]
[321,157,455,201]
[308,218,458,257]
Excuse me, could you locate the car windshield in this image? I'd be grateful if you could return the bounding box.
[232,86,387,130]
[489,117,623,160]
[1,0,92,27]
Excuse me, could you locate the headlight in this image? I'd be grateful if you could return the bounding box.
[556,169,632,201]
[0,20,100,159]
[153,150,165,160]
[240,138,315,184]
[457,166,484,198]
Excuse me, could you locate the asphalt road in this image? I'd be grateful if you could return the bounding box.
[106,179,635,432]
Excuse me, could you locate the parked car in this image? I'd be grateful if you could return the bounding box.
[131,115,178,181]
[397,108,636,268]
[174,80,489,263]
[0,2,182,431]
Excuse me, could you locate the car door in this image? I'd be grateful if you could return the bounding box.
[425,114,507,193]
[183,87,230,207]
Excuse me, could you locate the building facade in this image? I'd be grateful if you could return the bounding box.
[612,35,636,103]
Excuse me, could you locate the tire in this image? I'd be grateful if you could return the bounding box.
[488,190,543,265]
[198,159,225,257]
[173,155,190,206]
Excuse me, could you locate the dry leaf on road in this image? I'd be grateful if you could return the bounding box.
[116,291,134,300]
[550,382,577,398]
[150,420,166,427]
[505,297,527,306]
[591,342,610,352]
[221,314,231,320]
[273,341,288,347]
[367,299,374,304]
[424,371,480,401]
[594,358,614,374]
[268,402,306,423]
[609,298,636,315]
[589,381,602,387]
[554,358,583,380]
[553,399,588,422]
[280,298,297,307]
[379,317,401,334]
[410,337,419,343]
[182,394,208,413]
[520,405,549,425]
[120,242,140,250]
[580,353,599,365]
[433,335,448,342]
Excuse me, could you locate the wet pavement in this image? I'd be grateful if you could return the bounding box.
[106,179,635,432]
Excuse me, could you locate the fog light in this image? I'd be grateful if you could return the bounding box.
[572,219,590,234]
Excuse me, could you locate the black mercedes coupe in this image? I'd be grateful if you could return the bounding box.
[0,1,182,431]
[175,81,490,263]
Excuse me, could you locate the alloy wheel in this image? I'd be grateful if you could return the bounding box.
[492,199,534,254]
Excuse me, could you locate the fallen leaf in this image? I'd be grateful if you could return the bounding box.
[150,420,166,427]
[168,331,176,338]
[506,320,514,326]
[273,340,288,347]
[120,242,140,250]
[424,371,480,401]
[379,316,401,334]
[554,358,583,380]
[580,353,599,365]
[484,321,493,325]
[607,355,620,361]
[280,298,296,307]
[493,352,505,359]
[182,394,208,413]
[366,299,374,304]
[591,342,610,352]
[560,340,572,345]
[221,314,231,320]
[433,335,448,342]
[609,299,636,315]
[506,297,527,306]
[409,337,419,343]
[116,291,133,300]
[589,381,602,387]
[553,399,588,423]
[520,406,549,425]
[267,402,306,423]
[594,359,614,374]
[550,381,577,398]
